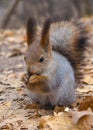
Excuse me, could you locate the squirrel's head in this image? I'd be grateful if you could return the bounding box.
[24,17,52,76]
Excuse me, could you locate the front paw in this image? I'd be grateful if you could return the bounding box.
[26,75,39,91]
[21,73,29,85]
[29,75,39,84]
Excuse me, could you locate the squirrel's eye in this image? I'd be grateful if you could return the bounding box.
[24,56,26,61]
[39,56,44,63]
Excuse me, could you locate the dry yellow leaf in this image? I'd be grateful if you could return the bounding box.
[83,75,93,84]
[39,112,84,130]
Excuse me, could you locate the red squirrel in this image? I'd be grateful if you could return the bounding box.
[22,17,92,106]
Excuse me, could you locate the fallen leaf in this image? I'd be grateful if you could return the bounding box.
[69,108,93,124]
[25,103,41,109]
[54,106,65,113]
[39,112,81,130]
[0,123,13,130]
[83,75,93,84]
[78,96,93,111]
[76,85,93,93]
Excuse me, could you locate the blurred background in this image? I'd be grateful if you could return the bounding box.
[0,0,93,28]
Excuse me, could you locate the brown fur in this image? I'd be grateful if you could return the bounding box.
[26,17,37,46]
[41,18,51,51]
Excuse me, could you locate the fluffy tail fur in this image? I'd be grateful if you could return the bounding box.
[47,18,93,83]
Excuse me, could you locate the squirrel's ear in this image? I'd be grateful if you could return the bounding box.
[41,18,51,52]
[26,17,37,46]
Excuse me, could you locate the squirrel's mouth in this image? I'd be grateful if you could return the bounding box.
[28,71,41,77]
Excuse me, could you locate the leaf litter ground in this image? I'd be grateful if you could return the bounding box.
[0,28,93,130]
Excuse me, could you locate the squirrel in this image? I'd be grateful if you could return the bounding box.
[22,17,92,107]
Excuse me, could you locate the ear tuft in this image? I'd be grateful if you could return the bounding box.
[41,18,51,51]
[26,17,37,46]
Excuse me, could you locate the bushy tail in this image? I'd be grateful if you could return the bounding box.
[49,18,93,83]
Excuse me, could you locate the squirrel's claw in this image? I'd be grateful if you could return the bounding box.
[21,73,29,85]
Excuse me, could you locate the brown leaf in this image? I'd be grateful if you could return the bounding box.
[78,96,93,111]
[54,106,65,113]
[39,112,81,130]
[79,115,93,130]
[25,103,41,109]
[16,120,23,127]
[0,123,13,130]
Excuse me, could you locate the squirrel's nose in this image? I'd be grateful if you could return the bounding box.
[27,69,33,77]
[27,69,36,77]
[28,71,34,77]
[28,71,31,77]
